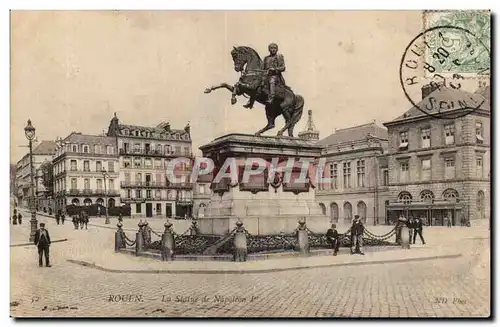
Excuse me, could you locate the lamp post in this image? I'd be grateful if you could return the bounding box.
[24,120,38,242]
[102,169,110,224]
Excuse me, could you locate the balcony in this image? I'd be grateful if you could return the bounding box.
[119,148,194,158]
[65,189,120,197]
[120,181,194,190]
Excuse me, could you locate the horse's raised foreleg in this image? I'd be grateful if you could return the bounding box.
[204,83,235,94]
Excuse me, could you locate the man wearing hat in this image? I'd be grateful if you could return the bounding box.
[326,223,340,256]
[34,223,52,267]
[350,215,365,255]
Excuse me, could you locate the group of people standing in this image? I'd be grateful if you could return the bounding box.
[400,216,426,245]
[11,209,22,225]
[71,211,90,230]
[326,215,366,256]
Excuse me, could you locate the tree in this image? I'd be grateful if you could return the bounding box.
[40,161,54,197]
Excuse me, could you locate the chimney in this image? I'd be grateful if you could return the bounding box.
[421,83,441,100]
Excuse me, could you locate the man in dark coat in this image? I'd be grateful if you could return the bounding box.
[413,217,426,244]
[17,212,22,224]
[34,223,51,267]
[350,215,365,255]
[326,223,340,256]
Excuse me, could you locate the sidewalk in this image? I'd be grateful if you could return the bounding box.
[68,245,462,274]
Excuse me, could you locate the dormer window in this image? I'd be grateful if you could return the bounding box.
[72,145,77,152]
[83,145,89,153]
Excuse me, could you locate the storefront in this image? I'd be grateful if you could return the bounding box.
[387,200,467,226]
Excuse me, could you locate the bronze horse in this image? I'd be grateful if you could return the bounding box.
[204,46,304,137]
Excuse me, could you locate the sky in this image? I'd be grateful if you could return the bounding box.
[11,10,433,163]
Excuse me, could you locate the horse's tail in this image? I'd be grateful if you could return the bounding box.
[288,94,304,137]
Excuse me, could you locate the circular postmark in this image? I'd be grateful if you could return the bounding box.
[399,25,490,120]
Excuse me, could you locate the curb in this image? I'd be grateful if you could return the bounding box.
[67,253,462,274]
[10,238,69,248]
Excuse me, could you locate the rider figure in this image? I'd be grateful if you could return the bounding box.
[242,42,286,109]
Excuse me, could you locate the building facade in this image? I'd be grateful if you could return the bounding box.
[15,141,57,210]
[52,133,120,213]
[316,122,389,226]
[106,114,194,218]
[384,83,490,226]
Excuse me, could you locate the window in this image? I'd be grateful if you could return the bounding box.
[199,184,206,194]
[123,158,131,168]
[154,159,162,169]
[156,144,162,154]
[383,170,389,186]
[109,179,114,190]
[136,203,142,214]
[330,203,339,223]
[134,158,141,168]
[156,173,162,186]
[134,143,141,153]
[476,122,484,144]
[124,172,130,183]
[421,158,431,181]
[184,147,190,156]
[397,191,412,204]
[476,155,484,178]
[108,161,114,172]
[127,189,132,198]
[72,145,78,152]
[165,145,171,154]
[123,142,129,153]
[94,145,101,154]
[343,162,351,188]
[343,202,352,222]
[83,145,89,153]
[70,160,77,171]
[136,189,142,198]
[96,179,103,190]
[444,124,455,145]
[443,189,459,201]
[356,160,365,187]
[175,146,181,155]
[444,157,455,179]
[136,173,142,183]
[107,145,114,154]
[399,131,409,150]
[155,190,161,199]
[96,161,102,172]
[145,158,152,168]
[329,163,338,189]
[71,178,77,190]
[84,178,90,190]
[146,189,152,199]
[420,190,434,203]
[400,162,409,183]
[145,144,151,154]
[83,160,90,172]
[421,128,431,148]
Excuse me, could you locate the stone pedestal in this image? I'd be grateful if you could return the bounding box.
[198,133,328,235]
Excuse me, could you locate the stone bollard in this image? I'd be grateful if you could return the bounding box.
[190,220,198,236]
[233,220,248,262]
[296,219,310,255]
[143,220,151,246]
[400,225,410,249]
[135,221,145,256]
[161,221,175,261]
[115,222,124,252]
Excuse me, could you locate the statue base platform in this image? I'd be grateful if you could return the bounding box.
[198,133,329,236]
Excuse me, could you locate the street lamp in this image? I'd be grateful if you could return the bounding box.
[102,169,110,224]
[24,119,37,242]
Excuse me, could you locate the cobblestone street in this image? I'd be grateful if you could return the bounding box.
[10,212,490,318]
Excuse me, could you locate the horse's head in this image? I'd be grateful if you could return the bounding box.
[231,46,262,72]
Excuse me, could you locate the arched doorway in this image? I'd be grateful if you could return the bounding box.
[83,198,92,206]
[96,198,104,206]
[108,198,116,208]
[344,202,352,223]
[72,198,80,206]
[319,203,327,216]
[477,191,485,219]
[330,202,339,223]
[357,201,367,223]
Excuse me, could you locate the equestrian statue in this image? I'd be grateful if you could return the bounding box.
[204,43,304,137]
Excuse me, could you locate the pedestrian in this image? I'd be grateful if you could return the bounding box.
[72,214,79,230]
[12,210,18,225]
[79,212,84,229]
[83,211,89,229]
[447,216,452,228]
[407,216,415,242]
[17,213,22,225]
[326,223,340,256]
[118,211,123,223]
[413,217,426,245]
[350,215,365,255]
[61,212,65,225]
[34,222,51,267]
[55,213,60,225]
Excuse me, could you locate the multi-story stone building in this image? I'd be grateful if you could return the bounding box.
[52,133,120,213]
[383,83,490,226]
[106,114,194,218]
[192,172,212,218]
[316,122,389,226]
[15,141,57,209]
